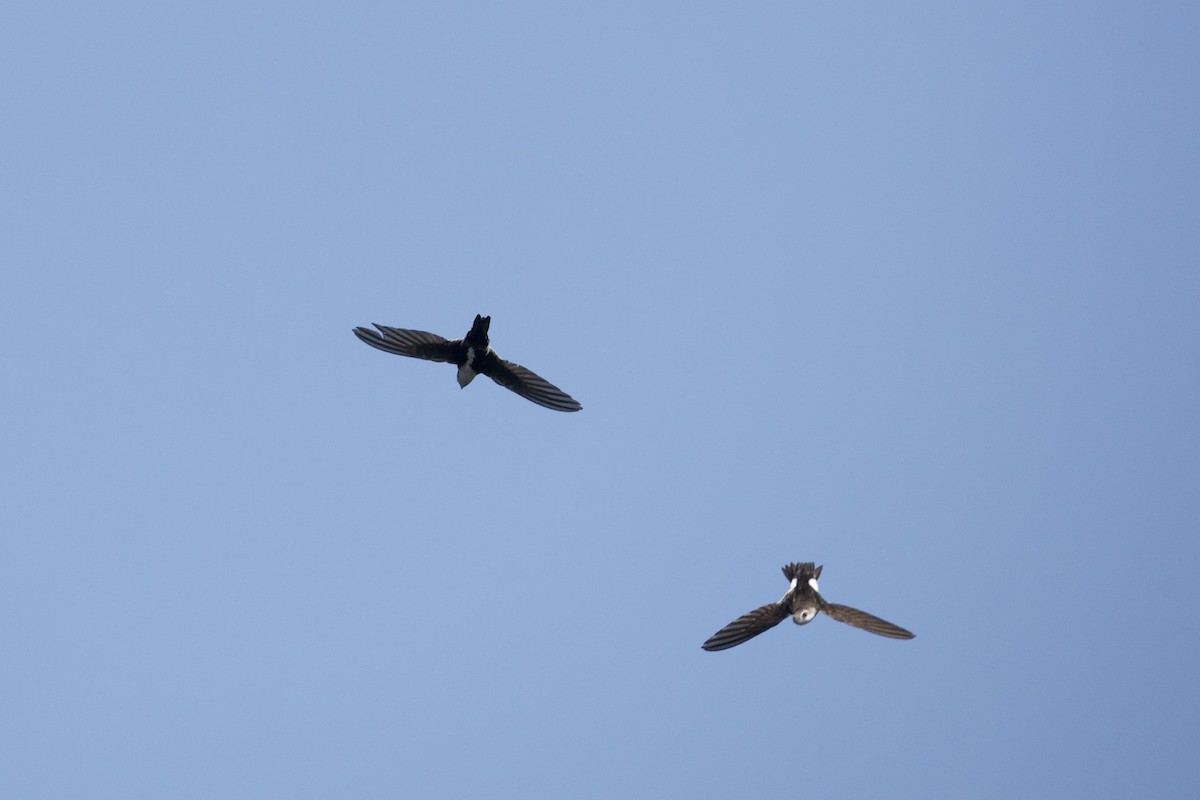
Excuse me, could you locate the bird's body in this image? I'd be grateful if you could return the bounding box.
[702,562,914,651]
[354,314,582,412]
[453,313,492,389]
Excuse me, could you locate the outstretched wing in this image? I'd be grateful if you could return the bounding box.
[484,358,582,412]
[702,602,789,651]
[354,324,461,362]
[821,603,915,639]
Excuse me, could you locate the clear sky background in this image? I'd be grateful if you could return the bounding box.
[3,3,1198,798]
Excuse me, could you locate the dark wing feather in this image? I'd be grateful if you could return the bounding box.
[354,324,461,362]
[484,358,582,412]
[821,603,915,639]
[702,602,790,651]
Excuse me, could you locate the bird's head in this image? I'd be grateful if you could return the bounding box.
[792,603,819,625]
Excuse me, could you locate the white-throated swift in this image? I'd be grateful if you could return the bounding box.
[702,562,915,651]
[354,314,582,412]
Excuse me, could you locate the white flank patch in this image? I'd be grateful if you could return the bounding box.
[780,577,799,603]
[808,578,820,592]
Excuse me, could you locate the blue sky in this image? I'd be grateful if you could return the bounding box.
[3,2,1198,797]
